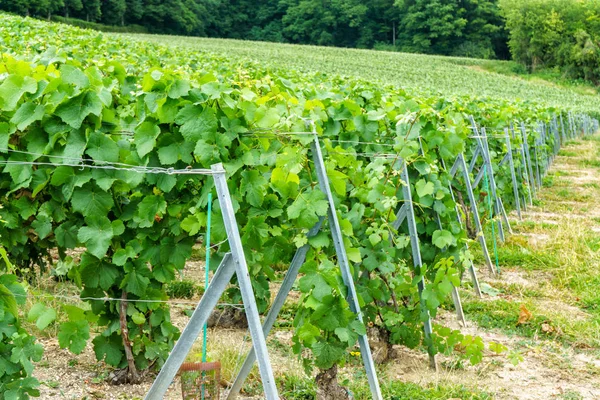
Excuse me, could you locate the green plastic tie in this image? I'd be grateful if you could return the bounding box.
[202,193,212,400]
[483,169,500,274]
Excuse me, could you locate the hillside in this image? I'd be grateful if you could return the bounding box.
[126,33,599,114]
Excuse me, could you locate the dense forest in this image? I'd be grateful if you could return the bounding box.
[0,0,599,84]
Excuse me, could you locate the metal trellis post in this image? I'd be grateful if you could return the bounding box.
[145,163,280,400]
[226,218,324,399]
[311,137,384,399]
[505,128,521,220]
[391,160,438,370]
[441,157,482,298]
[450,153,496,276]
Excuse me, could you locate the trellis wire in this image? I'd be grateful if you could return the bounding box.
[13,293,246,309]
[0,160,214,175]
[0,148,214,175]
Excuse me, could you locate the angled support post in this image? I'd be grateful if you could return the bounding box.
[469,118,511,238]
[227,218,324,399]
[521,122,537,201]
[552,117,560,157]
[311,137,384,399]
[510,124,529,210]
[456,153,496,276]
[434,213,467,326]
[212,163,280,399]
[505,128,521,220]
[533,137,542,190]
[442,157,482,298]
[147,163,280,400]
[413,142,469,320]
[478,128,510,240]
[560,113,566,144]
[391,161,437,370]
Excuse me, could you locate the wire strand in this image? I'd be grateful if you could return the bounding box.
[14,293,245,309]
[328,139,397,147]
[0,148,216,175]
[0,160,215,175]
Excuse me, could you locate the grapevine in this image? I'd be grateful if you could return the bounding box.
[0,13,596,394]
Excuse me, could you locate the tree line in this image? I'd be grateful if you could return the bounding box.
[0,0,598,84]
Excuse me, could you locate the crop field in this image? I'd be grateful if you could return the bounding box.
[128,33,599,113]
[0,13,599,400]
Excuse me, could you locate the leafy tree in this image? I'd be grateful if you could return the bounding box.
[142,0,202,35]
[63,0,82,18]
[460,0,508,59]
[395,0,468,55]
[500,0,600,83]
[0,0,32,15]
[84,0,102,21]
[281,0,368,47]
[124,0,143,24]
[0,0,510,58]
[101,0,126,26]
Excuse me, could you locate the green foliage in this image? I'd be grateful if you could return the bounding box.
[394,0,507,58]
[0,13,588,382]
[500,0,600,84]
[165,279,197,299]
[137,33,599,115]
[0,274,44,399]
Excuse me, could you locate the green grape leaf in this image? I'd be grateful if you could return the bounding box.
[85,132,120,163]
[299,273,332,301]
[77,215,118,258]
[254,106,280,128]
[10,102,45,130]
[133,195,167,228]
[134,121,160,158]
[51,167,92,201]
[287,189,329,229]
[122,262,150,296]
[132,312,146,325]
[0,122,10,150]
[55,91,103,129]
[60,64,90,88]
[0,283,18,317]
[168,79,190,99]
[175,104,217,142]
[55,222,79,248]
[432,229,455,249]
[327,169,348,196]
[0,75,37,111]
[240,170,267,207]
[157,143,180,165]
[31,214,52,240]
[79,253,120,290]
[71,184,114,216]
[297,323,321,346]
[180,212,207,236]
[93,335,123,367]
[308,232,329,249]
[58,320,90,354]
[27,303,56,331]
[415,179,434,198]
[312,341,345,370]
